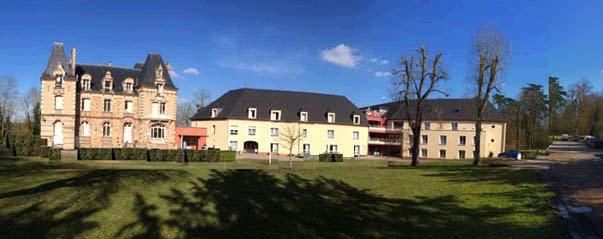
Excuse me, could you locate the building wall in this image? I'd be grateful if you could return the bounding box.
[370,120,506,159]
[192,119,369,158]
[136,87,177,149]
[40,76,77,149]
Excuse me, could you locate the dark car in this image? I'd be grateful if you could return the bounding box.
[498,150,521,160]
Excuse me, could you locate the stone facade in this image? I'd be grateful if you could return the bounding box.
[40,43,178,150]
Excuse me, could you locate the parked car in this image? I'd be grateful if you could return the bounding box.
[498,150,522,160]
[571,135,581,141]
[585,137,596,147]
[560,134,569,141]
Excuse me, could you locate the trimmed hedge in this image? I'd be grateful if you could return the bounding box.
[219,150,236,162]
[75,147,233,162]
[147,149,183,162]
[48,148,61,162]
[39,146,51,158]
[319,153,344,162]
[200,148,221,162]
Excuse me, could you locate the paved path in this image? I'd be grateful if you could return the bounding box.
[546,141,603,238]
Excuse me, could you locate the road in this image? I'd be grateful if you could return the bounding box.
[547,141,603,238]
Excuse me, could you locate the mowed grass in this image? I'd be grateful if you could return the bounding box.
[0,157,562,239]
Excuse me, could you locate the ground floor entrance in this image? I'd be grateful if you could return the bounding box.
[368,145,400,157]
[244,141,258,153]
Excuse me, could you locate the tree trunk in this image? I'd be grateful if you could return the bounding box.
[410,126,421,166]
[473,119,482,166]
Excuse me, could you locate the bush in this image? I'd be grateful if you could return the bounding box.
[130,148,147,160]
[185,150,201,162]
[219,150,236,162]
[48,148,61,162]
[95,148,113,160]
[147,149,183,162]
[166,150,184,162]
[319,153,344,162]
[78,148,94,160]
[39,146,50,158]
[201,148,220,162]
[113,148,130,160]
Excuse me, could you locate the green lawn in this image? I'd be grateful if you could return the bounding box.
[0,157,562,238]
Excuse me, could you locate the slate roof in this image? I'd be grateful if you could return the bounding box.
[362,98,506,122]
[191,88,368,126]
[75,65,140,93]
[137,53,176,90]
[42,42,73,77]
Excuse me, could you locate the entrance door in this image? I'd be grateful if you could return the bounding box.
[244,141,258,153]
[123,123,132,144]
[53,121,63,146]
[354,145,360,157]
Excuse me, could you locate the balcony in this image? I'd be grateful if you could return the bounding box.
[368,137,401,145]
[368,126,402,133]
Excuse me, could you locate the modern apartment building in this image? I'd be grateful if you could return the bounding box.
[362,99,506,159]
[40,42,178,150]
[191,88,369,158]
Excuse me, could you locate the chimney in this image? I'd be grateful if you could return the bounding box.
[70,48,77,73]
[165,62,171,72]
[107,61,112,66]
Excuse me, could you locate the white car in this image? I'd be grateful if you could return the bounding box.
[561,134,569,141]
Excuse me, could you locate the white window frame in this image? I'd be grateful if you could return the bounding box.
[421,135,428,144]
[103,99,111,112]
[248,126,256,136]
[352,131,359,140]
[125,100,133,113]
[327,130,334,139]
[440,135,447,145]
[229,141,238,151]
[160,102,166,115]
[150,124,166,139]
[54,95,63,110]
[81,121,90,137]
[420,148,428,158]
[211,108,218,118]
[459,150,466,159]
[81,78,91,91]
[439,150,446,159]
[270,143,279,153]
[424,122,431,130]
[303,129,307,138]
[303,144,310,154]
[102,122,111,137]
[300,111,308,122]
[270,110,281,121]
[229,125,239,135]
[327,113,336,123]
[82,98,91,111]
[451,122,458,131]
[353,115,360,125]
[248,108,257,119]
[270,128,279,137]
[459,136,466,145]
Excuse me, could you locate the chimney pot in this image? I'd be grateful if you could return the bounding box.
[70,48,77,73]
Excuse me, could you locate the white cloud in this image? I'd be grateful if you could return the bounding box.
[169,70,181,79]
[380,60,389,64]
[320,44,362,68]
[370,58,389,65]
[374,71,392,78]
[182,67,200,75]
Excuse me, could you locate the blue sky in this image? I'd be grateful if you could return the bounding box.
[1,0,602,107]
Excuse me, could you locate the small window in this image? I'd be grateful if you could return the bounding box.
[156,83,164,95]
[103,99,111,112]
[229,141,238,151]
[439,135,447,145]
[270,110,281,121]
[82,98,91,111]
[125,100,133,113]
[300,112,308,122]
[102,122,111,137]
[459,150,466,159]
[353,131,359,140]
[270,143,279,153]
[160,102,166,114]
[421,135,428,144]
[248,126,256,136]
[303,144,310,154]
[211,108,218,118]
[303,129,307,138]
[439,150,446,159]
[424,122,431,130]
[82,79,91,90]
[353,115,360,125]
[327,113,336,123]
[229,125,239,135]
[451,122,458,131]
[270,128,279,137]
[150,124,165,139]
[104,81,112,92]
[54,95,63,110]
[420,148,428,158]
[55,75,64,87]
[459,136,466,145]
[124,82,133,93]
[81,121,90,136]
[327,130,335,139]
[328,144,338,153]
[248,108,257,119]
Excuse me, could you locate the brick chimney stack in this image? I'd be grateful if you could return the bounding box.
[70,48,77,73]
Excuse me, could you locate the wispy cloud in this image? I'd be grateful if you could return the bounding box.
[182,67,200,75]
[374,71,392,78]
[169,70,181,79]
[320,44,362,68]
[370,58,389,65]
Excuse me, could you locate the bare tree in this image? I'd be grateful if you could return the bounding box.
[0,76,18,147]
[22,87,40,130]
[280,125,302,170]
[469,28,509,166]
[177,101,196,127]
[392,47,448,167]
[193,89,212,109]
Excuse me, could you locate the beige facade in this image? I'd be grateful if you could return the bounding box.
[192,119,369,158]
[40,43,177,150]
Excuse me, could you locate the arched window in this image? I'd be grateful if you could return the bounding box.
[123,78,134,93]
[150,124,165,139]
[102,122,111,137]
[54,95,63,110]
[81,121,90,136]
[81,74,91,90]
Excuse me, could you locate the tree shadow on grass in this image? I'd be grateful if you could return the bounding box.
[0,158,188,238]
[122,169,560,239]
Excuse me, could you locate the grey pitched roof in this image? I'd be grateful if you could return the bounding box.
[191,88,368,125]
[42,42,73,76]
[362,98,506,122]
[137,54,176,90]
[75,64,139,93]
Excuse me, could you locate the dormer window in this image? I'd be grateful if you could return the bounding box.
[248,108,257,119]
[300,111,308,122]
[327,112,336,123]
[103,71,113,93]
[270,110,281,121]
[123,78,134,93]
[104,81,112,92]
[55,74,63,87]
[211,108,218,118]
[82,79,90,90]
[353,115,360,125]
[156,83,164,95]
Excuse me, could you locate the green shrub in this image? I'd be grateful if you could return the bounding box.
[165,150,184,162]
[219,150,236,162]
[147,149,183,162]
[39,146,50,158]
[201,149,220,162]
[319,153,344,162]
[48,148,61,162]
[130,148,147,160]
[95,148,113,160]
[113,148,130,160]
[78,148,94,160]
[185,150,201,162]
